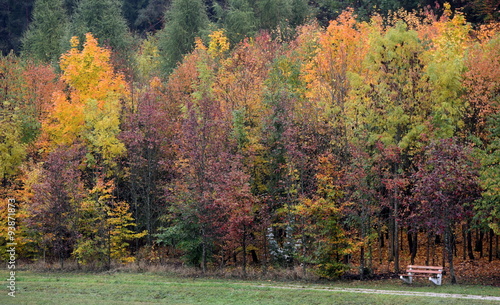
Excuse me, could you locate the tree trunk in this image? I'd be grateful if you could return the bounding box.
[242,225,247,278]
[360,245,365,279]
[107,227,111,271]
[250,250,259,264]
[479,230,484,258]
[462,224,467,260]
[426,233,430,265]
[408,230,418,265]
[497,235,499,259]
[431,233,436,266]
[467,227,474,260]
[262,227,268,276]
[379,230,383,264]
[475,229,484,258]
[368,238,373,272]
[201,227,207,273]
[489,229,494,262]
[220,248,225,270]
[442,234,446,269]
[446,227,456,284]
[394,199,400,273]
[389,219,394,263]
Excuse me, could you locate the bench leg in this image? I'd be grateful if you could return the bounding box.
[400,275,413,284]
[429,274,442,286]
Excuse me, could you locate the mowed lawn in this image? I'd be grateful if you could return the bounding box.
[1,271,500,305]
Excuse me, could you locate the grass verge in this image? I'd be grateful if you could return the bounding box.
[1,271,499,304]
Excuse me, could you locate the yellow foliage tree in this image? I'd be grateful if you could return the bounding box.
[73,178,146,267]
[44,33,128,165]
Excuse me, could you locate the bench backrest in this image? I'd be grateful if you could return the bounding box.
[407,265,443,272]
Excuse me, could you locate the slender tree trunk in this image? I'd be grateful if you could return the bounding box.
[379,230,383,264]
[250,250,259,264]
[408,230,412,263]
[479,230,484,258]
[446,227,456,284]
[426,232,431,265]
[107,227,111,271]
[408,230,417,265]
[389,219,394,263]
[202,242,207,273]
[462,224,467,260]
[394,201,400,273]
[262,227,268,276]
[242,225,247,278]
[201,226,207,273]
[401,229,404,251]
[368,238,373,272]
[131,177,139,252]
[431,233,436,266]
[496,235,499,259]
[489,229,494,262]
[220,248,225,270]
[467,226,474,260]
[442,234,446,269]
[412,231,418,265]
[360,245,365,279]
[454,232,458,257]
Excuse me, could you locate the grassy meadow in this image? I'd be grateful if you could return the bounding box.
[1,270,499,305]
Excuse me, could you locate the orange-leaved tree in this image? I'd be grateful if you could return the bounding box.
[43,33,128,168]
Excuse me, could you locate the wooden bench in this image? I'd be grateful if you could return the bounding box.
[400,265,443,285]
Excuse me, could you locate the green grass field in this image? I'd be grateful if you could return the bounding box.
[1,271,499,304]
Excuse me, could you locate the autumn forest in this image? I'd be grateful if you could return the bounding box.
[1,0,500,284]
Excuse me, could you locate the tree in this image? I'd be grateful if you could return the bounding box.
[44,33,128,168]
[71,0,132,53]
[29,146,85,267]
[425,4,471,139]
[410,138,481,284]
[346,19,432,272]
[291,153,350,279]
[120,79,179,244]
[0,121,26,181]
[213,32,278,196]
[223,0,256,45]
[122,0,149,32]
[73,177,145,268]
[22,62,65,143]
[134,0,169,33]
[476,112,500,236]
[255,0,292,32]
[157,0,210,75]
[0,0,35,55]
[158,38,230,272]
[21,0,68,64]
[214,158,257,276]
[302,10,369,160]
[462,29,500,144]
[0,54,28,181]
[134,34,161,82]
[108,200,148,263]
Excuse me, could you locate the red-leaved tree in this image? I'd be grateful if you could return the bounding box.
[409,138,481,283]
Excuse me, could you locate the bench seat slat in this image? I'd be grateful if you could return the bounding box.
[400,274,437,278]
